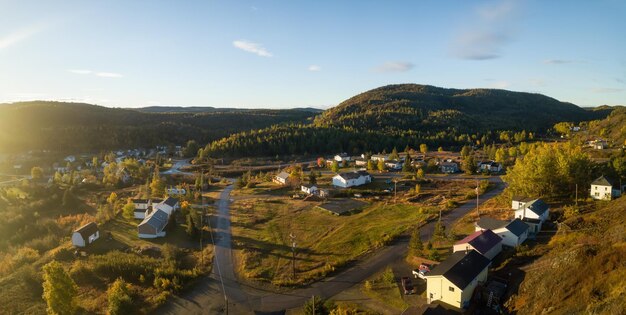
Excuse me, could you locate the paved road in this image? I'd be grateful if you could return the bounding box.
[164,177,505,313]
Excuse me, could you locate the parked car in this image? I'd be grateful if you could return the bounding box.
[412,263,433,280]
[401,276,415,294]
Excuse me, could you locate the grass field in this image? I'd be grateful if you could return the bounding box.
[231,197,437,285]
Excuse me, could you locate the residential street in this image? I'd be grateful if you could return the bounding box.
[161,177,505,314]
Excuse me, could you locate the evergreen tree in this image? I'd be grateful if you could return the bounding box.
[408,227,424,257]
[389,147,399,160]
[42,261,78,315]
[463,154,477,175]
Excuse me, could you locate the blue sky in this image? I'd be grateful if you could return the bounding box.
[0,0,624,108]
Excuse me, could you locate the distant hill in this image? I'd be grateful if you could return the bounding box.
[0,101,317,153]
[136,106,324,114]
[204,84,612,157]
[314,84,597,132]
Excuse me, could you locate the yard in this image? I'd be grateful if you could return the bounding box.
[230,196,437,286]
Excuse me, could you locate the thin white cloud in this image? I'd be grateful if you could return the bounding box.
[543,59,575,64]
[374,61,414,73]
[451,0,520,60]
[0,24,43,51]
[233,40,272,57]
[592,88,624,93]
[308,65,321,72]
[477,0,516,21]
[68,69,92,75]
[96,72,123,78]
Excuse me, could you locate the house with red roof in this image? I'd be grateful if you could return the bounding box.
[453,229,502,260]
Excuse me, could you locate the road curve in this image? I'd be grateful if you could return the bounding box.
[163,178,505,313]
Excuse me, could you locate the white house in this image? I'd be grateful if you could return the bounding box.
[514,198,549,233]
[301,184,318,195]
[64,155,76,163]
[425,250,490,309]
[479,161,502,173]
[273,171,291,185]
[385,160,403,170]
[72,222,100,247]
[334,153,351,162]
[590,175,622,201]
[132,199,151,219]
[475,217,529,247]
[370,154,388,162]
[354,159,367,167]
[154,197,179,216]
[440,162,459,173]
[138,209,169,238]
[453,229,502,260]
[332,171,372,188]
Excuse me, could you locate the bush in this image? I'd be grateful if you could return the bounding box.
[381,267,395,286]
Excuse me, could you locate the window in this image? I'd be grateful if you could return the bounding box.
[449,286,455,292]
[595,192,599,197]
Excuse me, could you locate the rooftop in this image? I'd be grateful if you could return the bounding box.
[74,222,99,239]
[455,229,502,255]
[426,250,491,289]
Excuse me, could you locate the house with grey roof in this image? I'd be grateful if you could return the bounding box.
[72,222,100,247]
[138,209,169,238]
[590,175,623,201]
[514,198,549,233]
[453,229,502,260]
[475,217,529,247]
[273,171,292,185]
[425,250,491,309]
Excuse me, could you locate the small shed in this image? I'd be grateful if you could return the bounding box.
[72,222,100,247]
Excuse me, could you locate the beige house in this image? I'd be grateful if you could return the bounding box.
[425,250,490,309]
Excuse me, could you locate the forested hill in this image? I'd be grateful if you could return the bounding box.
[136,106,323,114]
[0,101,317,153]
[314,84,595,132]
[203,84,611,157]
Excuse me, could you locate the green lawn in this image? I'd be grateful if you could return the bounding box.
[231,197,435,285]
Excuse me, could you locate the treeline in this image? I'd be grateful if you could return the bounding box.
[202,123,537,158]
[0,101,317,153]
[504,142,625,199]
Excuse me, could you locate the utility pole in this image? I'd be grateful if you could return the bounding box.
[575,183,578,206]
[312,295,316,315]
[290,233,296,279]
[476,179,480,217]
[394,178,398,203]
[199,169,204,266]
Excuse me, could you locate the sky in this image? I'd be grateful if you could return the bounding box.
[0,0,625,108]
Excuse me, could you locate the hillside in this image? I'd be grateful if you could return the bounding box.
[204,84,611,157]
[0,101,317,153]
[584,106,626,145]
[136,106,323,114]
[507,197,626,314]
[314,84,595,132]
